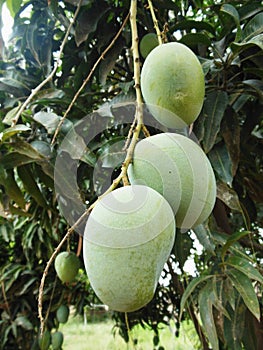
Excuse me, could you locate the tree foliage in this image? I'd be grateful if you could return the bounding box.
[0,0,262,349]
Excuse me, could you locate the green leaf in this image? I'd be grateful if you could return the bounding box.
[75,2,109,46]
[179,33,211,47]
[0,125,31,142]
[6,0,22,17]
[201,91,229,153]
[242,12,263,42]
[199,282,219,350]
[209,143,233,186]
[15,316,33,330]
[220,4,242,42]
[227,269,260,321]
[2,105,21,125]
[193,224,215,254]
[33,111,61,134]
[231,33,263,53]
[173,230,193,269]
[223,297,246,350]
[0,166,25,208]
[216,181,242,212]
[1,153,38,169]
[171,19,215,35]
[221,230,251,261]
[17,165,48,208]
[179,275,213,320]
[225,255,263,284]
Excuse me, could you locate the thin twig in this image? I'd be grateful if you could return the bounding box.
[147,0,163,44]
[11,0,83,127]
[51,12,130,145]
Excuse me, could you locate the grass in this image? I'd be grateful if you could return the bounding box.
[60,313,200,350]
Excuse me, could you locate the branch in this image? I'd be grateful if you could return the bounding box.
[11,0,83,127]
[147,0,163,44]
[51,12,130,145]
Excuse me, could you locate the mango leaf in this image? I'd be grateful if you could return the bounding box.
[221,230,251,261]
[242,12,263,42]
[75,2,109,47]
[33,111,60,134]
[225,255,263,284]
[201,91,229,153]
[223,297,246,350]
[17,165,48,208]
[231,33,263,53]
[14,316,33,330]
[99,37,125,85]
[221,110,240,176]
[0,125,31,142]
[220,4,242,42]
[209,143,233,186]
[0,77,30,94]
[0,166,25,208]
[243,79,263,98]
[216,181,242,212]
[173,230,193,269]
[180,33,211,47]
[9,141,48,160]
[242,310,258,350]
[227,269,260,321]
[179,275,213,320]
[199,282,219,350]
[193,224,215,254]
[2,104,21,125]
[171,19,215,35]
[6,0,22,17]
[1,153,39,169]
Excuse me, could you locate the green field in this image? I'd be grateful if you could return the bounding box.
[60,314,200,350]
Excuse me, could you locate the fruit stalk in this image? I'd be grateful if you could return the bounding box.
[147,0,163,45]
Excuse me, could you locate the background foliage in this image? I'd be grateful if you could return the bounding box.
[0,0,262,349]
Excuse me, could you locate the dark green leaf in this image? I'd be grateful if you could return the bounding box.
[209,143,233,185]
[220,4,242,41]
[201,91,229,153]
[221,230,251,261]
[75,2,109,47]
[242,12,263,42]
[17,165,48,208]
[171,19,215,35]
[225,255,263,284]
[193,224,215,254]
[179,275,213,320]
[199,282,219,350]
[173,230,193,269]
[0,166,25,208]
[223,297,246,350]
[179,33,211,47]
[1,152,38,169]
[227,269,260,320]
[231,33,263,53]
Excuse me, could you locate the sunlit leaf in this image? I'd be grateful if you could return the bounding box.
[227,269,260,321]
[225,255,263,284]
[0,124,31,142]
[242,12,263,42]
[2,105,21,125]
[33,111,61,134]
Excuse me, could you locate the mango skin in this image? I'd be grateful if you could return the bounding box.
[83,185,175,312]
[140,33,159,58]
[128,133,216,229]
[141,42,205,128]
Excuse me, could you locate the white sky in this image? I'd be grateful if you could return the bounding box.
[1,4,14,44]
